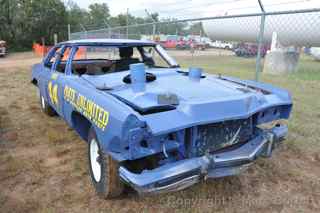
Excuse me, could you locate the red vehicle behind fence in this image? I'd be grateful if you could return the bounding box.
[160,40,177,49]
[234,43,270,57]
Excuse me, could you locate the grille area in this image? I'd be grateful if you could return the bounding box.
[194,118,253,156]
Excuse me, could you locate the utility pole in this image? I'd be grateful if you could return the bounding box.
[126,8,129,39]
[145,9,156,41]
[255,0,266,81]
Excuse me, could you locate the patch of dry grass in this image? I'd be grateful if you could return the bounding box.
[0,51,319,212]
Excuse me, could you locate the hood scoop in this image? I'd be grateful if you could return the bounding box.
[123,72,156,84]
[123,63,157,84]
[177,67,206,79]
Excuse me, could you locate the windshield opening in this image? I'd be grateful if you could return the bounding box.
[67,44,179,76]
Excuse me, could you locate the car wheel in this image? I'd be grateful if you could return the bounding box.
[39,91,56,116]
[88,127,124,199]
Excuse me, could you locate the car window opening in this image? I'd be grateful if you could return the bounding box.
[45,45,176,76]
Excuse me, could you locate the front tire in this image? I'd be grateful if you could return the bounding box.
[88,127,124,199]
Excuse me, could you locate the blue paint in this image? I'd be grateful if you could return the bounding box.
[188,67,203,78]
[31,39,293,194]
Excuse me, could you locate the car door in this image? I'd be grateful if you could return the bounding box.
[59,46,80,124]
[45,46,71,117]
[38,46,60,113]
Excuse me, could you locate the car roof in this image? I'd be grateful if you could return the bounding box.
[59,38,156,46]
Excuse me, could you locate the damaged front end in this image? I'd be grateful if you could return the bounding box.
[99,67,293,194]
[118,109,290,194]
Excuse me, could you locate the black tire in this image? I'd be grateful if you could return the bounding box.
[88,127,124,199]
[39,91,56,116]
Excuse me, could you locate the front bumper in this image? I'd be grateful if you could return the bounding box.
[119,125,288,194]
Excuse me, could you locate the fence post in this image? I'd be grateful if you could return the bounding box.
[68,24,71,40]
[53,33,58,45]
[126,8,129,39]
[41,37,45,58]
[80,24,87,39]
[108,28,111,38]
[255,0,266,81]
[152,23,156,40]
[145,9,156,40]
[103,20,112,38]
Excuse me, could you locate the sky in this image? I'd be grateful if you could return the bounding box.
[75,0,320,19]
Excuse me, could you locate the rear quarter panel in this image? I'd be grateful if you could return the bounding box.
[31,63,50,101]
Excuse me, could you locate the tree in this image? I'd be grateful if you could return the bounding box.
[186,22,204,36]
[0,0,202,50]
[27,0,67,45]
[157,18,186,35]
[0,0,21,48]
[0,0,68,50]
[66,0,90,32]
[88,3,110,28]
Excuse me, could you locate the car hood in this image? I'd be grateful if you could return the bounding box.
[83,68,258,108]
[82,68,292,135]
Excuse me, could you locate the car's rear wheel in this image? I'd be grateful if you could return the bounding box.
[88,127,124,199]
[39,91,56,116]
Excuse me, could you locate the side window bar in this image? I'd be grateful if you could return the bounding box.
[43,46,59,68]
[51,45,67,72]
[65,46,78,75]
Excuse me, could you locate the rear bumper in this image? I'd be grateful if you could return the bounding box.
[119,125,288,194]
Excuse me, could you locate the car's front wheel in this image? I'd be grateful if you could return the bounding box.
[88,127,124,199]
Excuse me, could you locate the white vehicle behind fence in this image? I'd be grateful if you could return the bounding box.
[210,40,233,50]
[0,41,6,57]
[310,47,320,61]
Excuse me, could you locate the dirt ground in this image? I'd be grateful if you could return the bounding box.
[0,52,319,213]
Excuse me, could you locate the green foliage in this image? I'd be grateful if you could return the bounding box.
[156,18,187,35]
[0,0,205,50]
[87,3,110,28]
[186,22,205,36]
[65,1,89,32]
[0,0,67,50]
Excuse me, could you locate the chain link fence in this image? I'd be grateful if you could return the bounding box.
[69,7,320,81]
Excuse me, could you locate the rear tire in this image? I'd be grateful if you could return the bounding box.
[88,127,124,199]
[39,91,56,116]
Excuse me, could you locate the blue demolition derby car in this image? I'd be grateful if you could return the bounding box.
[31,39,292,198]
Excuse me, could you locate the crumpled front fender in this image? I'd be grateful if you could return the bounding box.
[119,124,288,194]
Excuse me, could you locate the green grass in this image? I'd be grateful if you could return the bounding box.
[179,55,256,79]
[177,54,320,152]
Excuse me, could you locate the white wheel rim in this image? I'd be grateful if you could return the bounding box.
[90,139,101,182]
[41,96,45,109]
